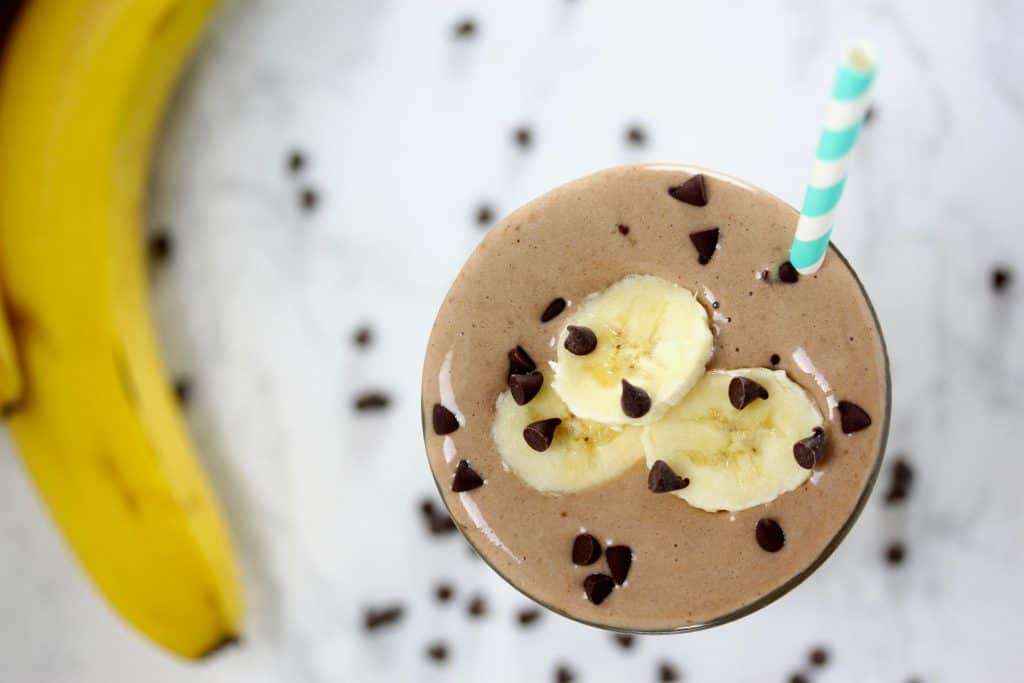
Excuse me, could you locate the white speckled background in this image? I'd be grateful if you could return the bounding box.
[1,1,1022,681]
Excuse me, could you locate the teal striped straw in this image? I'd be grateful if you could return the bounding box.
[790,44,878,274]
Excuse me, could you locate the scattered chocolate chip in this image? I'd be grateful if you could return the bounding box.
[513,125,533,149]
[884,458,915,504]
[467,595,487,618]
[148,231,173,264]
[793,427,826,469]
[452,460,484,492]
[426,641,448,663]
[770,353,781,365]
[668,174,708,207]
[352,326,372,347]
[419,499,457,535]
[809,646,829,667]
[564,325,598,355]
[475,202,494,227]
[541,297,568,323]
[689,227,720,265]
[991,267,1013,293]
[648,460,689,493]
[620,379,652,418]
[728,376,769,410]
[435,583,454,603]
[508,345,537,378]
[885,541,906,565]
[617,223,630,236]
[299,187,319,212]
[755,518,785,553]
[173,377,192,405]
[432,403,460,435]
[286,150,306,174]
[789,674,809,683]
[837,400,872,433]
[761,269,771,281]
[517,607,541,627]
[354,391,391,411]
[863,105,876,124]
[555,665,575,683]
[509,371,544,406]
[363,605,404,630]
[613,634,635,650]
[523,417,561,452]
[778,261,799,283]
[572,533,602,565]
[658,662,680,682]
[453,17,476,39]
[625,124,647,146]
[583,573,615,605]
[605,545,632,585]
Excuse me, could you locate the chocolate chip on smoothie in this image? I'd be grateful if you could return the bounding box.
[728,376,769,409]
[517,607,541,627]
[620,379,652,418]
[354,391,391,411]
[837,400,872,433]
[793,427,826,469]
[755,518,786,553]
[613,634,635,650]
[508,345,537,377]
[658,662,680,682]
[509,371,544,405]
[363,605,404,631]
[625,124,647,146]
[523,417,561,452]
[426,641,448,663]
[475,202,494,227]
[564,325,598,355]
[689,227,720,265]
[648,460,689,493]
[583,573,616,605]
[770,353,781,365]
[555,665,576,683]
[991,266,1013,293]
[778,261,800,283]
[451,460,484,492]
[617,223,630,236]
[513,125,533,149]
[809,646,830,667]
[466,595,487,618]
[541,297,568,322]
[572,533,602,565]
[432,404,460,435]
[605,545,633,585]
[885,541,906,565]
[453,17,476,39]
[668,174,708,207]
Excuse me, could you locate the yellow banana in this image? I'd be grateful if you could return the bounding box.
[0,0,242,659]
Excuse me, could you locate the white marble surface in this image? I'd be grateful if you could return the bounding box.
[2,0,1023,681]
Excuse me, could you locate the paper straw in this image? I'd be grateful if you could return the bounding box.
[789,43,878,274]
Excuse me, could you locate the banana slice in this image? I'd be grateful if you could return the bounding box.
[641,368,824,512]
[493,371,644,493]
[550,274,713,426]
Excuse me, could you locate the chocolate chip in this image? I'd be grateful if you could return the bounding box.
[991,267,1013,293]
[354,391,391,411]
[508,345,537,378]
[809,646,829,667]
[689,227,720,265]
[755,518,785,553]
[286,150,306,173]
[885,458,915,504]
[299,187,319,212]
[451,460,484,492]
[728,376,769,410]
[173,376,192,405]
[475,202,494,227]
[613,634,635,649]
[885,541,906,565]
[620,379,651,418]
[605,545,632,585]
[864,105,876,124]
[770,353,781,365]
[517,607,541,627]
[148,231,173,264]
[789,674,809,683]
[837,400,872,433]
[555,665,575,683]
[617,223,630,236]
[648,460,689,493]
[419,499,457,535]
[658,662,680,682]
[352,326,372,347]
[466,595,487,618]
[541,297,568,323]
[793,427,826,469]
[583,573,615,605]
[509,371,544,406]
[426,641,448,662]
[572,533,602,565]
[513,125,533,149]
[668,174,708,207]
[435,583,454,603]
[625,124,647,146]
[523,417,561,452]
[564,325,598,355]
[453,17,476,38]
[432,404,459,435]
[778,261,799,283]
[363,605,404,630]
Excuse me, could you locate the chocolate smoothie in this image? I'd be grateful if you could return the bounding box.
[422,165,889,631]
